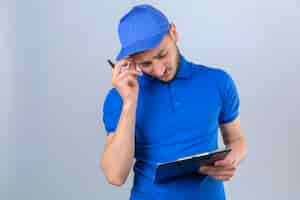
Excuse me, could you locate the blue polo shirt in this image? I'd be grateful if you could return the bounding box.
[102,54,240,200]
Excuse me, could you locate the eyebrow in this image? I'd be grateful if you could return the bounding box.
[138,49,166,65]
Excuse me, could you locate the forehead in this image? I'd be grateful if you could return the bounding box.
[131,35,169,62]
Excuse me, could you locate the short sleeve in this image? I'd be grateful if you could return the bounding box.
[217,70,240,124]
[102,88,123,135]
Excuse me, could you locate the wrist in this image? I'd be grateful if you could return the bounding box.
[122,100,137,110]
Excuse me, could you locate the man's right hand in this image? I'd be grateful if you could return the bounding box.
[111,59,143,106]
[102,59,142,186]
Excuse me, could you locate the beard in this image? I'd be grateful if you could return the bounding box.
[159,47,180,83]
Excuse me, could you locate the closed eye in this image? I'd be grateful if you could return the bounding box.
[157,52,168,59]
[140,61,152,68]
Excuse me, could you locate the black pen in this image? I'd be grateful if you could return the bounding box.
[107,59,115,68]
[107,59,131,70]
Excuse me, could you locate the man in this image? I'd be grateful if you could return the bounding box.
[101,4,247,200]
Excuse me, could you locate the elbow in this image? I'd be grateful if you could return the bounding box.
[106,176,126,186]
[100,161,126,186]
[103,169,126,186]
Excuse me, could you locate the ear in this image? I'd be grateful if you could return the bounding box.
[168,22,178,43]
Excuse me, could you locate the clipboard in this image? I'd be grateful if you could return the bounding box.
[154,147,232,183]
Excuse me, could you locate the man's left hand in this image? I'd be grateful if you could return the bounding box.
[198,152,238,181]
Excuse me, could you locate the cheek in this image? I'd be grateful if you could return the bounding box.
[163,58,173,69]
[169,54,177,67]
[167,60,176,71]
[141,68,152,74]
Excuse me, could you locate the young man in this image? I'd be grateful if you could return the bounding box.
[101,4,247,200]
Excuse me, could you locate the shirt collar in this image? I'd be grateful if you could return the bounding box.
[174,53,193,79]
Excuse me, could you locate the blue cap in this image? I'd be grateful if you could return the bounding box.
[116,4,170,61]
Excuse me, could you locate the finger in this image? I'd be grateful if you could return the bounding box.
[200,166,236,176]
[214,163,236,170]
[214,169,236,177]
[128,62,143,76]
[112,65,122,79]
[118,71,139,84]
[117,70,142,81]
[199,166,210,174]
[128,60,135,70]
[113,69,133,86]
[199,166,218,176]
[128,61,143,75]
[124,76,138,87]
[214,158,235,167]
[112,59,131,77]
[115,70,131,81]
[215,152,237,166]
[213,175,232,181]
[208,171,234,179]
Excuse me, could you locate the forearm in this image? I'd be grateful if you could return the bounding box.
[101,102,137,185]
[226,136,247,165]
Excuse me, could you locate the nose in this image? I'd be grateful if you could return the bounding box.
[152,60,166,77]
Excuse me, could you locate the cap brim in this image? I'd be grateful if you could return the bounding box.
[115,31,167,61]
